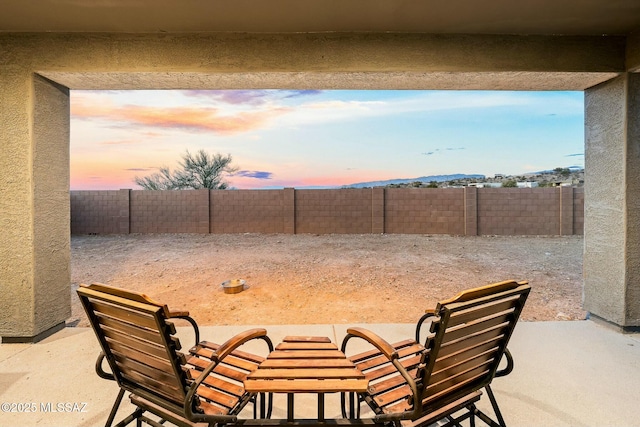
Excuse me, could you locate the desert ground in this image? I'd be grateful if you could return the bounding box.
[69,233,585,327]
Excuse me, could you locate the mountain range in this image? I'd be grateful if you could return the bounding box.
[344,174,486,188]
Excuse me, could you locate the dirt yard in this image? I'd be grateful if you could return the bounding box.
[69,233,586,327]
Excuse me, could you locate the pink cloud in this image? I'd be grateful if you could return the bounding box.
[71,100,290,135]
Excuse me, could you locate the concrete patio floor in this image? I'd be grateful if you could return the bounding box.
[1,320,639,427]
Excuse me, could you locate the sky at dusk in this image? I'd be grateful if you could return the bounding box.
[70,89,585,190]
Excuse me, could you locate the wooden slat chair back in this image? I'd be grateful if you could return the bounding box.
[421,280,530,413]
[78,284,190,406]
[78,283,272,427]
[342,280,530,427]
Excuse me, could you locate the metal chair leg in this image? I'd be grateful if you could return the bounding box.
[113,407,145,427]
[105,389,125,427]
[485,385,507,427]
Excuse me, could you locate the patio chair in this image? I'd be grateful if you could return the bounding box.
[77,283,273,427]
[341,280,530,427]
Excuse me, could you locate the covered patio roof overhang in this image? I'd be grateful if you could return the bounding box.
[1,1,639,341]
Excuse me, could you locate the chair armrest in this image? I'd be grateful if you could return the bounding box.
[342,327,423,422]
[415,311,438,344]
[495,348,514,377]
[95,352,115,381]
[168,314,200,346]
[184,328,273,423]
[215,328,272,361]
[167,310,190,318]
[344,327,398,360]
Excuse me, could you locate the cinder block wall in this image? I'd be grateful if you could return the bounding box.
[70,190,129,234]
[130,190,209,233]
[295,189,372,234]
[478,188,560,235]
[385,188,465,234]
[211,190,285,233]
[70,187,584,236]
[573,188,585,234]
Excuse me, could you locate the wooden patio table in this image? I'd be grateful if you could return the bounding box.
[243,336,370,424]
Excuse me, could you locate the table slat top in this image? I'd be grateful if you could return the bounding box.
[245,336,369,394]
[282,336,332,343]
[276,342,339,351]
[247,368,365,380]
[257,358,356,369]
[244,379,369,393]
[267,349,346,359]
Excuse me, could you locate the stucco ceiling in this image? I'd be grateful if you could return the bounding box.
[1,0,639,35]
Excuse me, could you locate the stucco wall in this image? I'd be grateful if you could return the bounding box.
[1,33,625,91]
[584,73,640,328]
[0,68,35,337]
[584,76,629,325]
[625,74,640,325]
[0,72,71,338]
[32,76,71,336]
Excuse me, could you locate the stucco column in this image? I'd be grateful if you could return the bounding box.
[584,73,640,331]
[0,73,71,342]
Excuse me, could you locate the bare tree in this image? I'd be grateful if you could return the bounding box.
[134,150,238,190]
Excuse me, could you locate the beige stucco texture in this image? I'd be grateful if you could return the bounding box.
[583,73,640,327]
[0,31,639,340]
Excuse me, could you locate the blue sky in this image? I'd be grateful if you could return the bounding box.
[70,90,584,190]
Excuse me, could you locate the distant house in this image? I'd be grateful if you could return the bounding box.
[516,182,539,188]
[548,181,574,187]
[468,182,502,188]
